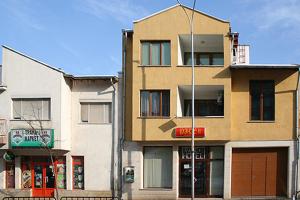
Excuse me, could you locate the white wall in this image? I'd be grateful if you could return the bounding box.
[0,47,67,150]
[71,79,118,191]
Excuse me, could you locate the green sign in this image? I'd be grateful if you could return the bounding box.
[10,129,54,148]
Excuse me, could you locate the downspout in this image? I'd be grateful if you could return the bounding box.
[110,78,116,198]
[294,68,300,200]
[118,29,127,200]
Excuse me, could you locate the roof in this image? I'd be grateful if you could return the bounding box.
[65,74,118,82]
[2,45,118,82]
[134,4,229,24]
[230,64,300,69]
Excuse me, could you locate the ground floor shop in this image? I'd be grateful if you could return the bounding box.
[122,140,295,199]
[0,152,112,197]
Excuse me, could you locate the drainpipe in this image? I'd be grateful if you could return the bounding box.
[294,68,300,200]
[118,29,127,200]
[110,77,116,198]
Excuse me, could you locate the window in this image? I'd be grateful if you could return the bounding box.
[56,157,66,189]
[250,80,275,121]
[73,156,84,189]
[184,52,224,65]
[184,99,224,117]
[144,147,172,188]
[81,102,111,123]
[140,90,170,117]
[12,98,50,120]
[6,162,15,188]
[141,41,171,65]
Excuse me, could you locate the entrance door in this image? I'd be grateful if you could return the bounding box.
[179,147,207,197]
[32,162,55,197]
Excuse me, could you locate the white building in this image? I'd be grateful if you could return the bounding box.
[0,46,120,198]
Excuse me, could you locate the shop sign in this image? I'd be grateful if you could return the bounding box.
[175,127,205,138]
[3,151,15,162]
[10,129,54,148]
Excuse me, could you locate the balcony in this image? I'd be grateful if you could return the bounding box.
[178,35,224,66]
[177,85,224,118]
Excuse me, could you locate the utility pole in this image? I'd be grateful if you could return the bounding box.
[176,1,197,199]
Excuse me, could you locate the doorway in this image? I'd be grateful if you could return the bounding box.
[32,162,55,197]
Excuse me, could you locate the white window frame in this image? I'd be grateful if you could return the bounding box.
[80,102,112,124]
[12,98,51,121]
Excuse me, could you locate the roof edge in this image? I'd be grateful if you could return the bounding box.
[133,4,229,24]
[2,45,65,74]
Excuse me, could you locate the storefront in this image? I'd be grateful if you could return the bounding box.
[178,146,224,198]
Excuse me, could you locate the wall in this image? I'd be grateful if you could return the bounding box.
[71,79,117,191]
[231,69,298,140]
[0,47,66,150]
[125,5,232,141]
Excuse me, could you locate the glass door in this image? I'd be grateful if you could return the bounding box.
[32,162,55,197]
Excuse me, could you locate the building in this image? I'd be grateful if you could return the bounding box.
[122,4,300,199]
[0,46,120,198]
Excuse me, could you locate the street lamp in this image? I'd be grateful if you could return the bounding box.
[176,1,197,200]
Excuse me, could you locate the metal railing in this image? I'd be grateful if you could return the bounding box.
[60,197,119,200]
[3,197,56,200]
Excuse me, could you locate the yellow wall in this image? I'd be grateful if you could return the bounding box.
[124,5,298,142]
[231,69,298,140]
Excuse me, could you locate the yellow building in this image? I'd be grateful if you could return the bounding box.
[122,4,300,199]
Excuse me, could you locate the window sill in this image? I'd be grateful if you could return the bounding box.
[247,120,275,123]
[177,65,224,67]
[138,116,171,119]
[139,188,173,191]
[10,119,51,122]
[79,122,112,125]
[177,116,224,118]
[138,65,171,67]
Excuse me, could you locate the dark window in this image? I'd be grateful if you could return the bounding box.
[250,80,275,121]
[6,162,15,189]
[141,41,171,65]
[184,99,224,117]
[73,156,84,189]
[141,90,170,117]
[184,52,224,65]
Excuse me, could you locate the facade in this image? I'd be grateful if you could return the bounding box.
[0,46,120,197]
[122,5,300,199]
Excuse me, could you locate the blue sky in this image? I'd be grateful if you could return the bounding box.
[0,0,299,75]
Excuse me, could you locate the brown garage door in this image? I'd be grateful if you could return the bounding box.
[232,148,287,197]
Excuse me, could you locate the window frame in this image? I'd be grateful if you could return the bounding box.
[140,90,170,117]
[183,52,224,66]
[141,41,171,66]
[6,161,15,189]
[80,102,112,124]
[143,146,173,189]
[72,156,84,190]
[249,80,275,121]
[12,98,51,121]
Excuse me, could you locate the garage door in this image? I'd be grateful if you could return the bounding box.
[232,148,287,197]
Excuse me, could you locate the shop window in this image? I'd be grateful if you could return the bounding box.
[21,158,32,189]
[73,156,84,189]
[6,162,15,188]
[143,147,172,188]
[141,41,171,66]
[12,98,50,120]
[250,80,275,121]
[81,102,111,123]
[209,147,224,196]
[140,90,170,117]
[184,52,224,65]
[56,157,66,189]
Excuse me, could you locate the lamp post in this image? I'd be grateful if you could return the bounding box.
[176,1,197,200]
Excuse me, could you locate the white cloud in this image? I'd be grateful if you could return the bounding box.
[0,0,44,31]
[77,0,149,24]
[245,0,300,30]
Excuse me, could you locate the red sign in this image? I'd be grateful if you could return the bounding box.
[175,127,205,138]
